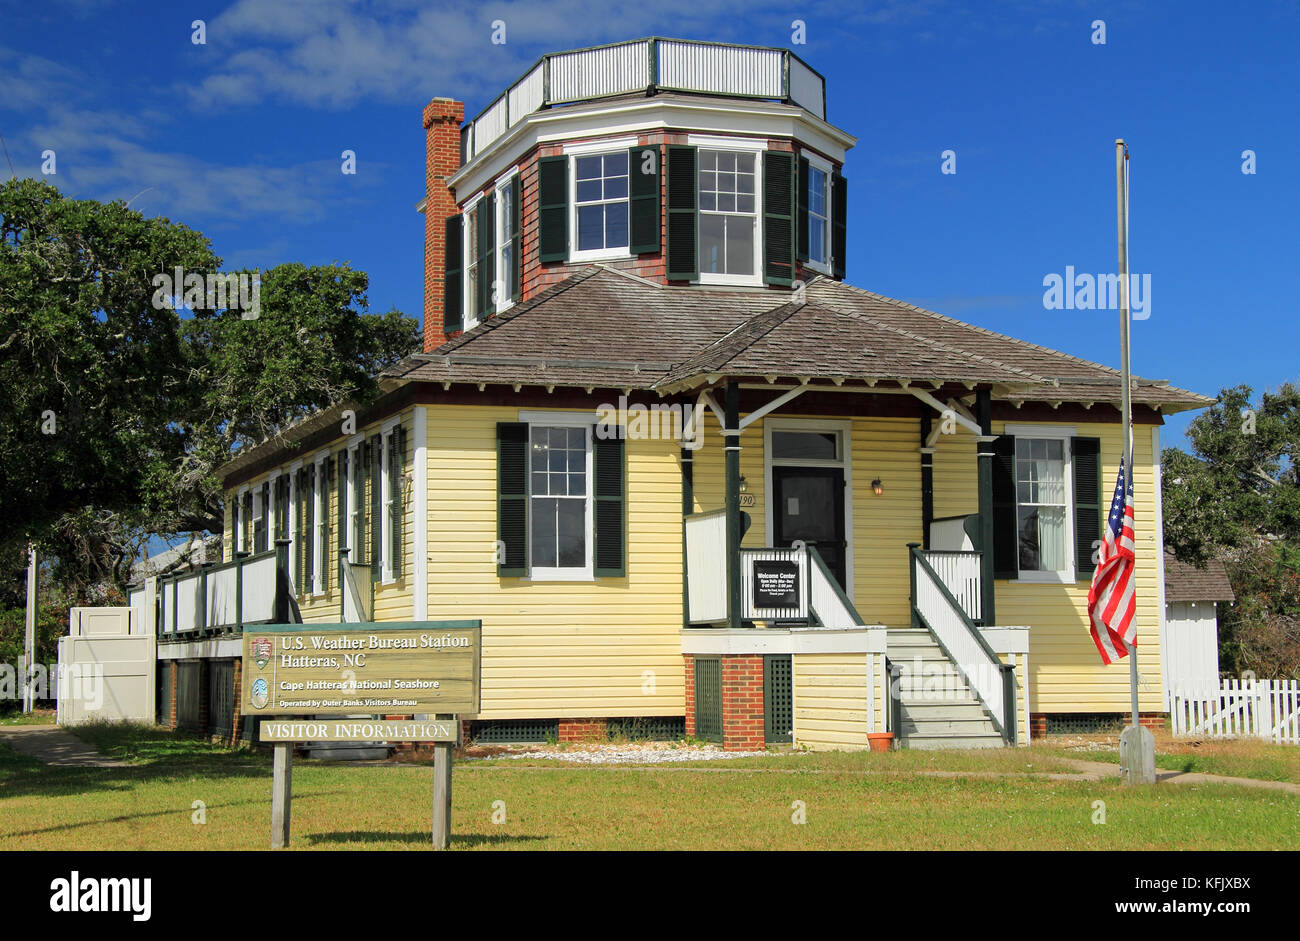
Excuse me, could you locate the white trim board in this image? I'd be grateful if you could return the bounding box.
[680,626,888,656]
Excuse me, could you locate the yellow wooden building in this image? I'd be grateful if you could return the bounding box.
[142,39,1209,750]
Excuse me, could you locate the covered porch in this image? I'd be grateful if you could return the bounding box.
[672,375,1030,750]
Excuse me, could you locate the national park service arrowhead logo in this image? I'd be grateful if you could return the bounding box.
[250,636,272,670]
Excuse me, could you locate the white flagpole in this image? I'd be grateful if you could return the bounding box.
[1115,139,1138,729]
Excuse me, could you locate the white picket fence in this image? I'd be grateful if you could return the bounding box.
[1169,678,1300,745]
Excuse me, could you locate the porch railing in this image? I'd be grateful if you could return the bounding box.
[908,544,1016,744]
[740,546,809,621]
[918,550,982,623]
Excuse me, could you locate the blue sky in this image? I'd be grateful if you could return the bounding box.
[2,0,1297,452]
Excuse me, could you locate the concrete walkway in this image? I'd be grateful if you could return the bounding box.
[0,725,129,768]
[1057,757,1300,796]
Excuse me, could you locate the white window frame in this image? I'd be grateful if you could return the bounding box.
[1003,423,1077,584]
[379,418,400,584]
[234,485,249,554]
[493,168,519,315]
[462,192,484,331]
[565,138,635,263]
[689,135,767,287]
[312,451,329,595]
[518,409,597,582]
[803,151,832,275]
[761,417,855,602]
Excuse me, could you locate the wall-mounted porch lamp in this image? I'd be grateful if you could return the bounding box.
[871,478,884,496]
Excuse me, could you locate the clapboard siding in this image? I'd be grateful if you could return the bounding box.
[792,653,871,750]
[223,411,417,624]
[994,421,1164,713]
[931,433,978,520]
[424,404,683,719]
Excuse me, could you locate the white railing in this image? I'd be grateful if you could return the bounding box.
[806,546,862,629]
[685,510,728,624]
[740,546,808,621]
[155,550,281,635]
[461,38,828,163]
[1171,679,1300,745]
[658,39,782,98]
[911,548,1009,739]
[919,550,982,622]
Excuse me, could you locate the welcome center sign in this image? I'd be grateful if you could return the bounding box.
[242,621,481,717]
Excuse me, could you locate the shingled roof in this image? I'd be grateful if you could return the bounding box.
[387,266,1211,411]
[1165,552,1235,603]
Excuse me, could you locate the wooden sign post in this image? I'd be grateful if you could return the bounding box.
[241,621,481,850]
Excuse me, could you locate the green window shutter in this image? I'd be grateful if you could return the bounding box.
[666,145,698,280]
[537,155,568,263]
[510,175,522,302]
[294,471,305,591]
[991,435,1018,579]
[242,491,252,554]
[796,156,810,263]
[830,170,847,281]
[762,151,795,286]
[336,451,348,555]
[369,436,382,581]
[629,144,661,254]
[443,215,462,334]
[496,422,529,577]
[1072,437,1103,580]
[478,193,495,317]
[275,476,288,542]
[320,461,331,593]
[391,425,405,580]
[593,431,626,577]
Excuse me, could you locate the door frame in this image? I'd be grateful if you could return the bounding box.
[763,417,855,602]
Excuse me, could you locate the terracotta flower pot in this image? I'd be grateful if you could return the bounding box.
[867,732,894,752]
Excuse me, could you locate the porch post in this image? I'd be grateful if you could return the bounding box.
[920,411,934,550]
[724,381,742,629]
[975,389,997,626]
[681,444,694,628]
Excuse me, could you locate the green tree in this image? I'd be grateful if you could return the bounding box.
[0,178,420,598]
[1162,381,1300,676]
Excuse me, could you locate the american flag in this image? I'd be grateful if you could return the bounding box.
[1088,457,1137,664]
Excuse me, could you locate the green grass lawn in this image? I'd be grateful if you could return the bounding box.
[2,725,1297,851]
[1042,733,1300,785]
[0,709,57,726]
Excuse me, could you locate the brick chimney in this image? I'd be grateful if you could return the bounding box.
[422,97,465,352]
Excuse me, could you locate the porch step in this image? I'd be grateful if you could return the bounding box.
[887,626,1006,750]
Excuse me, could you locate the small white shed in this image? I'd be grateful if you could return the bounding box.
[57,605,157,725]
[1162,552,1234,700]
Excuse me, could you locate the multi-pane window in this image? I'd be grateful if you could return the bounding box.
[574,153,629,255]
[529,425,589,570]
[807,164,829,267]
[698,150,757,277]
[1016,438,1070,573]
[496,177,515,311]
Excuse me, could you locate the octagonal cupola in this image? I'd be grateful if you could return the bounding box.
[420,37,856,350]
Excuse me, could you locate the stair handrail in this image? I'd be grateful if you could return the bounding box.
[805,543,867,627]
[908,543,1017,744]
